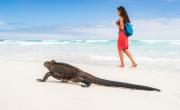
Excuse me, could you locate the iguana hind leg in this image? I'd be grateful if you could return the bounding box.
[77,77,91,87]
[37,72,51,82]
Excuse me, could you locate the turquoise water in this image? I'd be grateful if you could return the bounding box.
[0,40,180,74]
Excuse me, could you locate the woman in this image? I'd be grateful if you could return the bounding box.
[116,6,137,68]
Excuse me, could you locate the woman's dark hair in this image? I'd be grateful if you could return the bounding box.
[117,6,130,23]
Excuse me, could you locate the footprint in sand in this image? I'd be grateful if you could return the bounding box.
[172,94,180,98]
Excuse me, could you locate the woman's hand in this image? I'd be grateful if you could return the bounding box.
[115,19,120,25]
[115,19,120,29]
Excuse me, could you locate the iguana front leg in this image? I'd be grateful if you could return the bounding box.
[37,72,51,82]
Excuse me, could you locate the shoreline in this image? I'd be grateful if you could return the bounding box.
[0,59,180,110]
[0,57,179,76]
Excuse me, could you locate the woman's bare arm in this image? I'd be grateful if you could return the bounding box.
[119,17,124,30]
[115,17,124,30]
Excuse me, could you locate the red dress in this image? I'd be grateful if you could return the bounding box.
[117,23,128,49]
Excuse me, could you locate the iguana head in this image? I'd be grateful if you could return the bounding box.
[44,60,56,69]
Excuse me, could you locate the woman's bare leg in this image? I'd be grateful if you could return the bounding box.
[118,49,125,67]
[123,49,137,67]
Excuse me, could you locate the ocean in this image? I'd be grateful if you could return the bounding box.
[0,40,180,74]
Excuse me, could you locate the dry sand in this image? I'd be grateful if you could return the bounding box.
[0,59,180,110]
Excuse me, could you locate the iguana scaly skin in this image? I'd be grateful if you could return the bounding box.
[37,60,160,92]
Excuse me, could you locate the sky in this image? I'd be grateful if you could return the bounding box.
[0,0,180,40]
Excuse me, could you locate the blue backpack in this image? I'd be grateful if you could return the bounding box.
[118,21,133,37]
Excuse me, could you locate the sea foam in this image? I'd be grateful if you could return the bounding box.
[0,40,179,74]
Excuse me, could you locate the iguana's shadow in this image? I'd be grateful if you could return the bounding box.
[46,80,99,87]
[46,80,81,87]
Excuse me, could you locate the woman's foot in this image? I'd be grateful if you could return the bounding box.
[119,65,125,68]
[131,63,137,67]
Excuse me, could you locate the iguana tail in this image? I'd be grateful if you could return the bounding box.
[89,76,160,92]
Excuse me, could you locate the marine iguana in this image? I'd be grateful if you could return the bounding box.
[37,60,160,92]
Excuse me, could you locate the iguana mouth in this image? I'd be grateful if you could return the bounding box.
[44,61,49,67]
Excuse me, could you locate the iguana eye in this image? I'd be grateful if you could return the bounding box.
[50,60,55,63]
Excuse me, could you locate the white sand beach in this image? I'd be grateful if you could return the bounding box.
[0,59,180,110]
